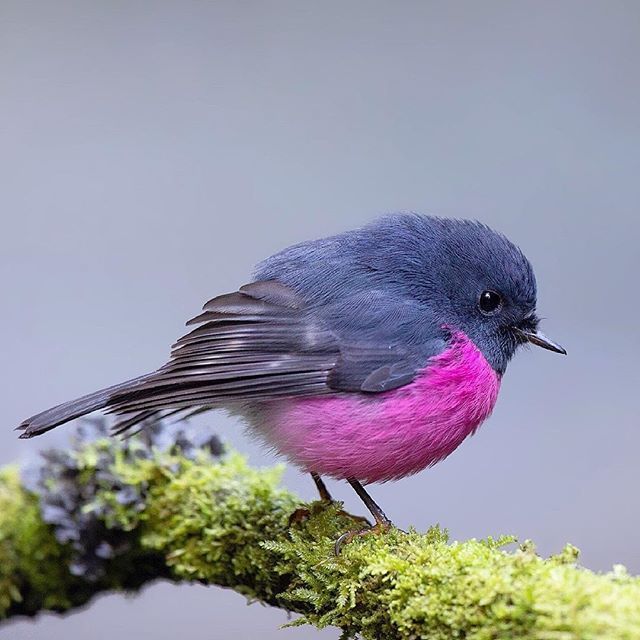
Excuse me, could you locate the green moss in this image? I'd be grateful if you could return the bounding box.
[2,435,640,638]
[99,444,640,639]
[121,452,300,603]
[261,523,640,639]
[0,467,77,616]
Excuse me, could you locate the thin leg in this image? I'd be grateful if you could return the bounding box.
[311,472,333,502]
[347,478,392,526]
[334,479,393,555]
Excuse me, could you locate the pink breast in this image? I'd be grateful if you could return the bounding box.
[252,331,501,483]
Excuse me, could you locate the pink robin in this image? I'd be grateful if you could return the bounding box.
[17,214,565,549]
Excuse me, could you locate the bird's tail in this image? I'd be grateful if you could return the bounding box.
[16,373,155,439]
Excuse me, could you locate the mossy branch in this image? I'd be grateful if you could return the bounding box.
[1,423,639,639]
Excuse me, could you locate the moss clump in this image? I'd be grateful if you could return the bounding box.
[137,453,299,603]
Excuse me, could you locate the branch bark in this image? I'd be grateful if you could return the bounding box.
[1,423,639,639]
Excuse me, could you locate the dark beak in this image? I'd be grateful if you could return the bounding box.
[513,327,567,355]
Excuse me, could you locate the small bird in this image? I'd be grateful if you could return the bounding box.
[17,214,565,547]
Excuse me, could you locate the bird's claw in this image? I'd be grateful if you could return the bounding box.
[334,519,393,556]
[288,507,314,527]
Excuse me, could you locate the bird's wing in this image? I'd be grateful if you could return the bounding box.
[106,281,448,420]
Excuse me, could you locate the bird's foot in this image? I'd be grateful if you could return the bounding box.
[288,501,371,528]
[334,518,393,556]
[288,506,317,526]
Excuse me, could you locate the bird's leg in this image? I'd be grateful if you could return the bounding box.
[311,471,333,502]
[288,473,371,527]
[334,478,393,555]
[288,473,332,524]
[348,478,392,526]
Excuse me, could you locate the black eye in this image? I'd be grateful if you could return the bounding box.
[478,290,503,315]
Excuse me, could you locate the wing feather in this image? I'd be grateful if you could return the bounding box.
[18,280,447,438]
[107,281,339,416]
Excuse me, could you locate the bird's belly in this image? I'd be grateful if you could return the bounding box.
[248,332,501,483]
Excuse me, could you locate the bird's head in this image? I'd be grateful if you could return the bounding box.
[359,214,566,374]
[431,218,565,374]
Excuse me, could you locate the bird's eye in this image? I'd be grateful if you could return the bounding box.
[478,290,503,315]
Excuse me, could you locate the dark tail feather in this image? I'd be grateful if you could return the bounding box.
[16,374,155,439]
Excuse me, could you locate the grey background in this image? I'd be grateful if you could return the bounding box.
[1,1,638,638]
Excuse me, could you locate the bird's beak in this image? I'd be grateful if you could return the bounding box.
[513,327,567,355]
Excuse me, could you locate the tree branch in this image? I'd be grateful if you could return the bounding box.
[1,422,639,639]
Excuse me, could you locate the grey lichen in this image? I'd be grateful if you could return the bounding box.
[1,422,640,639]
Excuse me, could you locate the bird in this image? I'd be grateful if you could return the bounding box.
[17,213,565,549]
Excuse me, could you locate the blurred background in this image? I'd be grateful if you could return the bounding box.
[1,1,638,638]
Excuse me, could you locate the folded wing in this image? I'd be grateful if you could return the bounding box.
[18,281,446,438]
